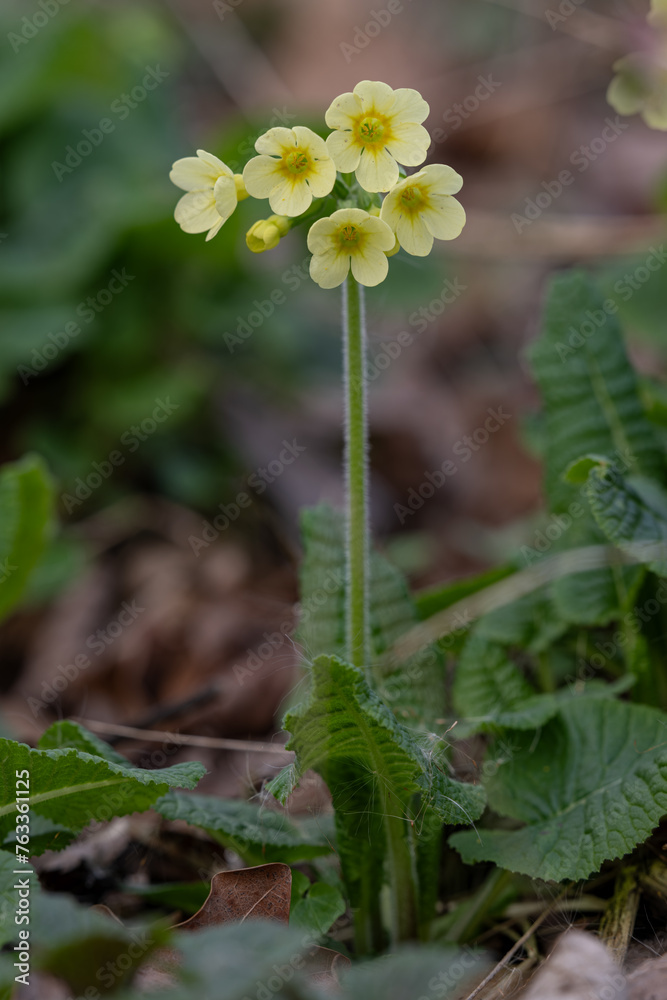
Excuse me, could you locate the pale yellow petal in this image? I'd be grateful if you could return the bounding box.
[356,146,399,192]
[170,154,228,191]
[331,208,372,226]
[325,91,362,129]
[384,123,431,166]
[174,190,220,234]
[396,213,434,256]
[421,197,467,241]
[310,250,351,289]
[306,156,337,198]
[354,80,395,114]
[350,247,389,286]
[379,189,402,231]
[326,130,361,172]
[196,149,232,175]
[360,215,396,252]
[213,175,238,221]
[419,162,464,195]
[389,87,430,124]
[269,177,313,217]
[205,216,226,242]
[292,125,329,159]
[255,127,297,156]
[307,217,340,253]
[243,155,283,199]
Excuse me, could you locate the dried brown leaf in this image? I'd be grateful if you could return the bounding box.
[175,862,291,929]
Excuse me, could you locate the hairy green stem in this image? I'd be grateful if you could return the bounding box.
[383,807,419,942]
[342,275,370,671]
[342,275,418,946]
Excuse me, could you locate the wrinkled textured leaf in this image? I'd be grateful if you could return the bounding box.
[0,734,205,844]
[529,271,662,625]
[270,655,485,825]
[450,698,667,880]
[581,461,667,576]
[299,505,444,729]
[155,790,332,864]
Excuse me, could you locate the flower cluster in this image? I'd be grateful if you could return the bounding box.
[169,81,466,288]
[607,0,667,131]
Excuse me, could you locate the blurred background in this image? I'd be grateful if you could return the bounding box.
[1,0,666,797]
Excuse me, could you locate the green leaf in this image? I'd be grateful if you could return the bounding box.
[453,630,633,737]
[0,736,205,845]
[289,881,346,935]
[0,455,53,622]
[453,632,554,736]
[341,944,485,1000]
[528,270,663,625]
[299,505,444,728]
[580,460,667,576]
[529,270,664,510]
[28,891,167,995]
[154,791,332,865]
[414,564,515,621]
[270,655,485,827]
[38,719,133,764]
[475,587,567,654]
[450,698,667,881]
[1,812,76,855]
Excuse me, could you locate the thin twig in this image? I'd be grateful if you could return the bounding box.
[461,891,568,1000]
[73,718,292,754]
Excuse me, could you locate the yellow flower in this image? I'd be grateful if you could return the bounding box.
[607,0,667,130]
[170,149,245,241]
[608,48,667,130]
[246,215,291,253]
[325,81,430,193]
[307,208,395,289]
[243,126,336,217]
[380,164,466,256]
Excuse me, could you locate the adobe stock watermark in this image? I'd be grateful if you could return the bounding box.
[233,566,345,684]
[225,108,298,175]
[61,397,179,514]
[353,276,468,387]
[512,117,630,233]
[431,75,502,144]
[189,439,306,555]
[340,0,413,63]
[51,66,169,181]
[545,0,587,30]
[223,256,311,352]
[394,407,511,524]
[519,447,634,564]
[213,0,243,20]
[7,0,70,54]
[0,558,18,585]
[18,268,135,385]
[27,600,145,717]
[554,247,667,362]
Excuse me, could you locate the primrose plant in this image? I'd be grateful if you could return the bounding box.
[169,79,478,952]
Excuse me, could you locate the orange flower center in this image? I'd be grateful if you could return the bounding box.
[358,116,386,147]
[285,149,310,175]
[400,185,424,211]
[339,224,360,246]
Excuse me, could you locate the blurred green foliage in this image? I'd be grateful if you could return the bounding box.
[0,0,446,541]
